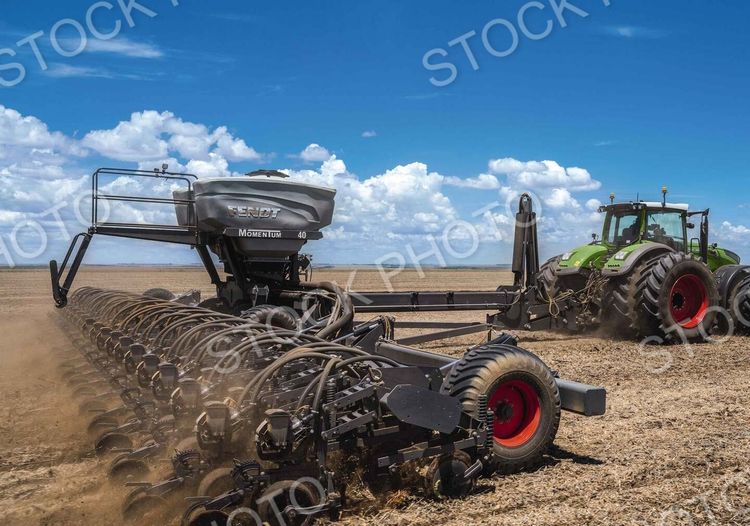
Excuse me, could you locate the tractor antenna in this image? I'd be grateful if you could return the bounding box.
[609,192,615,204]
[662,186,668,207]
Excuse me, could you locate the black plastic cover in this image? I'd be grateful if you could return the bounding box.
[189,177,336,258]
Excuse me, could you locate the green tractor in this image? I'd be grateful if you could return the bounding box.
[537,188,750,342]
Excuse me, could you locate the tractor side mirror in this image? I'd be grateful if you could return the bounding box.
[686,222,695,229]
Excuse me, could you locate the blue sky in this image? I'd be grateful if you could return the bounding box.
[0,0,749,267]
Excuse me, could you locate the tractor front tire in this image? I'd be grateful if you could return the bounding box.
[536,256,561,301]
[441,345,560,475]
[602,255,663,337]
[636,253,719,342]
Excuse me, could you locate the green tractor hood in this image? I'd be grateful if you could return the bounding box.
[556,244,609,273]
[557,241,659,275]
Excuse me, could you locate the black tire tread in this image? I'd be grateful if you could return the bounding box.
[727,275,750,334]
[441,345,560,475]
[536,256,561,301]
[197,467,234,497]
[602,255,663,336]
[635,252,718,342]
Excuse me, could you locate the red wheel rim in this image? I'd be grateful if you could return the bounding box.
[669,274,709,329]
[488,379,541,448]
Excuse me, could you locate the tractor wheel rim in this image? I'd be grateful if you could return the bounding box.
[669,274,709,329]
[488,379,541,448]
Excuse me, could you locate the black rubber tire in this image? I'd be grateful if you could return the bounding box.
[108,455,150,481]
[725,275,750,334]
[87,416,119,435]
[240,305,299,330]
[601,255,664,337]
[95,432,133,455]
[187,510,230,526]
[121,493,166,521]
[79,398,111,414]
[143,287,175,300]
[122,486,146,512]
[440,345,560,475]
[536,255,589,304]
[536,256,561,301]
[425,450,474,499]
[197,467,235,497]
[257,480,321,526]
[636,252,719,342]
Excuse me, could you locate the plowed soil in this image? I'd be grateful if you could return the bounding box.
[0,267,748,526]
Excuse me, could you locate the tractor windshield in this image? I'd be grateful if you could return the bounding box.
[604,210,642,247]
[644,210,686,251]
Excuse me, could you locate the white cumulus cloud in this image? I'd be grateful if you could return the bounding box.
[83,110,265,163]
[489,157,601,192]
[0,105,671,265]
[718,221,750,245]
[444,173,500,190]
[299,143,332,163]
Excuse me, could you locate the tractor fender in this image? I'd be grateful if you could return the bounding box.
[601,243,674,277]
[556,266,586,276]
[714,265,750,307]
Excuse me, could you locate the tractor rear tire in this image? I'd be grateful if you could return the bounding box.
[440,345,560,475]
[636,252,719,342]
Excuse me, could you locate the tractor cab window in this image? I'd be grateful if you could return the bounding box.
[645,211,685,251]
[604,210,642,247]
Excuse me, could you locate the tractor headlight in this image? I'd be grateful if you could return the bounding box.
[561,252,572,261]
[614,251,628,260]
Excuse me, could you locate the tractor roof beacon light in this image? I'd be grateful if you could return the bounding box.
[609,192,615,204]
[662,186,668,207]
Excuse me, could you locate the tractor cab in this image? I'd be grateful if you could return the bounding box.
[556,199,692,275]
[601,202,688,252]
[555,188,740,276]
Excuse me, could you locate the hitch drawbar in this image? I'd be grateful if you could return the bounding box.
[375,341,606,417]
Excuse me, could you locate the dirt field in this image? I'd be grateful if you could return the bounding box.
[0,267,748,526]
